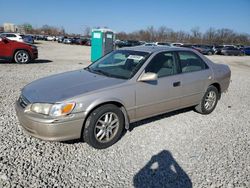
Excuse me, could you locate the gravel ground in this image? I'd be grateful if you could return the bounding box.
[0,41,250,188]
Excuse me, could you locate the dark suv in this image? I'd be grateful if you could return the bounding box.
[0,36,38,63]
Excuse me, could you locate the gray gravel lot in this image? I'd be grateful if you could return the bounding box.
[0,41,250,188]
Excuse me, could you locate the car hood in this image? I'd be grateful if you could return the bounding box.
[22,69,125,103]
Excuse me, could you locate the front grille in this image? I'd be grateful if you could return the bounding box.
[18,95,30,108]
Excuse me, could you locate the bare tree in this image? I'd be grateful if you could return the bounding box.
[19,23,250,45]
[83,26,91,37]
[203,28,217,44]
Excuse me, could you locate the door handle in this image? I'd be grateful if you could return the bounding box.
[173,81,181,87]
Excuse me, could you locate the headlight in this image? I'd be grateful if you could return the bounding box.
[30,102,75,117]
[30,103,51,115]
[49,103,75,117]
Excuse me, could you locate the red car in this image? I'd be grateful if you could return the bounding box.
[0,36,38,63]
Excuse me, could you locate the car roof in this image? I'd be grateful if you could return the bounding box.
[0,32,20,35]
[121,45,190,53]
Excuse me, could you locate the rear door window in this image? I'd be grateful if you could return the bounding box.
[178,51,208,73]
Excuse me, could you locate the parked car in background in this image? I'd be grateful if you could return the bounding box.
[63,38,72,44]
[117,40,141,48]
[221,46,243,56]
[85,39,91,46]
[242,46,250,55]
[58,36,65,43]
[213,45,224,54]
[0,36,38,63]
[74,38,82,45]
[193,45,214,55]
[236,45,244,49]
[71,37,80,45]
[35,35,46,40]
[143,42,157,46]
[180,44,196,50]
[74,38,90,45]
[22,35,34,44]
[155,42,171,46]
[0,33,24,42]
[16,46,231,149]
[115,40,126,47]
[46,36,55,41]
[171,42,183,47]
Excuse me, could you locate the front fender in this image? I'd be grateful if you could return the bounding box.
[84,98,130,129]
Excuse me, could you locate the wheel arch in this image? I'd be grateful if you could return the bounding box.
[210,82,221,99]
[12,48,31,60]
[81,100,130,139]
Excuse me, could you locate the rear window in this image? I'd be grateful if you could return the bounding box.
[178,51,208,73]
[6,34,16,37]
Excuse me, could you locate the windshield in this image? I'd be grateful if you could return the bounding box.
[86,50,150,79]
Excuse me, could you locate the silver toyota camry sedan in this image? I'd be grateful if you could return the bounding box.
[16,46,231,149]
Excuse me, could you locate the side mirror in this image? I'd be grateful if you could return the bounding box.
[138,72,158,82]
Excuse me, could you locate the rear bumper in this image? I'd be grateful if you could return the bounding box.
[15,101,85,141]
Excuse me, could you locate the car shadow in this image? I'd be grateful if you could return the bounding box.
[133,150,192,188]
[62,107,194,145]
[30,59,52,64]
[0,59,52,64]
[129,107,194,131]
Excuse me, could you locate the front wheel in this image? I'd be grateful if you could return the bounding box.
[83,104,125,149]
[14,50,30,63]
[195,85,219,114]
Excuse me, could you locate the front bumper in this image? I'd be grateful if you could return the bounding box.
[32,49,38,60]
[15,101,85,141]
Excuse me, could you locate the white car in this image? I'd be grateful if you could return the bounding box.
[46,36,55,41]
[171,42,183,47]
[0,33,24,42]
[155,42,170,46]
[63,38,72,44]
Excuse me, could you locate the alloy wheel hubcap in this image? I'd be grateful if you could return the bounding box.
[204,91,217,111]
[17,52,28,63]
[95,112,119,143]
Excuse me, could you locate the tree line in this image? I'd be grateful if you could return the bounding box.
[20,23,70,36]
[116,26,250,45]
[19,23,250,45]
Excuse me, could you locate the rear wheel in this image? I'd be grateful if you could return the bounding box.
[83,104,125,149]
[14,50,30,63]
[195,85,219,114]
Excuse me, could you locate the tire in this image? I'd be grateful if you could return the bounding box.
[14,50,30,63]
[83,104,125,149]
[195,85,219,115]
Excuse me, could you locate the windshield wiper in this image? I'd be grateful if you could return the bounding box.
[84,67,91,71]
[85,67,127,79]
[94,69,112,77]
[84,67,110,77]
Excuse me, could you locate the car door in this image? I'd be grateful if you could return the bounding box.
[135,52,182,120]
[0,38,10,59]
[0,38,4,57]
[176,51,213,107]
